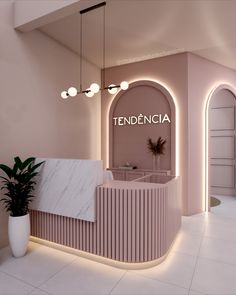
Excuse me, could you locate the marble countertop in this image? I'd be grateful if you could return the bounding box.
[31,158,103,222]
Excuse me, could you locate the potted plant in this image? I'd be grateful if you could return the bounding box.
[0,157,44,257]
[147,137,166,170]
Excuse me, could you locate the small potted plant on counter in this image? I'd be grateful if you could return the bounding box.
[0,157,44,257]
[147,137,166,170]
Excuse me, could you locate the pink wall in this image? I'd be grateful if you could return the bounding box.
[0,1,101,248]
[102,52,236,215]
[101,53,189,214]
[187,53,236,214]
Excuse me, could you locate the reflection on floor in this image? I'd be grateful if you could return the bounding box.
[0,195,236,295]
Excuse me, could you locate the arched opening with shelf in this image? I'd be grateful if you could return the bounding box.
[206,84,236,211]
[108,80,177,175]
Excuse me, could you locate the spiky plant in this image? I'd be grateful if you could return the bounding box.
[0,157,44,217]
[147,137,166,156]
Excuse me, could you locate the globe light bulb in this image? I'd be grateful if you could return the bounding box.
[85,89,94,98]
[68,87,77,97]
[108,84,118,94]
[61,91,69,99]
[120,81,129,90]
[90,83,100,94]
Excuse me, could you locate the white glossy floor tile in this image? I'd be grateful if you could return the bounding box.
[199,236,236,265]
[211,195,236,220]
[0,242,76,287]
[40,257,126,295]
[172,230,202,256]
[181,214,206,235]
[191,257,236,294]
[0,241,42,267]
[0,271,34,295]
[110,272,188,295]
[0,194,236,295]
[188,290,206,295]
[132,252,196,289]
[209,214,236,227]
[29,288,51,295]
[204,221,236,243]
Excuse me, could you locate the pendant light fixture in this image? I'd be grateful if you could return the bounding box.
[60,1,128,99]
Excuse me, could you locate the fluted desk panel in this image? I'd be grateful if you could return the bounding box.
[31,175,181,265]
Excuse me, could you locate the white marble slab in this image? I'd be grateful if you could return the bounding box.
[31,158,103,222]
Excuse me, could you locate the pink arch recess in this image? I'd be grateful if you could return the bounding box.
[108,80,176,174]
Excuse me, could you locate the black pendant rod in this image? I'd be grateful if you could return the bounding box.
[102,2,105,89]
[80,1,106,15]
[79,12,83,93]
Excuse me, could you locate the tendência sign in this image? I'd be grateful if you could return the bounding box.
[113,113,171,126]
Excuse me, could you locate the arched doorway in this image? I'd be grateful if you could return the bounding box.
[207,85,236,212]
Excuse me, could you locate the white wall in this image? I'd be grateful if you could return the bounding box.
[14,0,104,32]
[0,1,101,248]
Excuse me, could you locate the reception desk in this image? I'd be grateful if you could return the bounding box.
[30,159,181,268]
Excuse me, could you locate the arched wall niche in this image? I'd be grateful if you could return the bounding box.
[206,83,236,210]
[109,80,176,173]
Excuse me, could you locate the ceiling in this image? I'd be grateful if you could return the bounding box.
[39,0,236,70]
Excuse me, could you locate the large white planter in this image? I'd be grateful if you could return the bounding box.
[8,213,30,258]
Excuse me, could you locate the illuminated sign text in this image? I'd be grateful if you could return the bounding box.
[113,113,171,126]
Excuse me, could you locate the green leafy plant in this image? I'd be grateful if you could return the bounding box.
[147,137,167,156]
[0,157,44,217]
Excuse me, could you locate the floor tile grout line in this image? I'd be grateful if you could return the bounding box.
[171,249,201,258]
[195,254,236,268]
[202,233,236,244]
[0,244,44,269]
[187,212,208,295]
[27,286,52,295]
[189,287,208,295]
[181,225,206,236]
[106,271,127,295]
[36,256,78,290]
[37,287,53,295]
[0,253,78,291]
[0,269,37,289]
[183,199,236,294]
[126,269,190,292]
